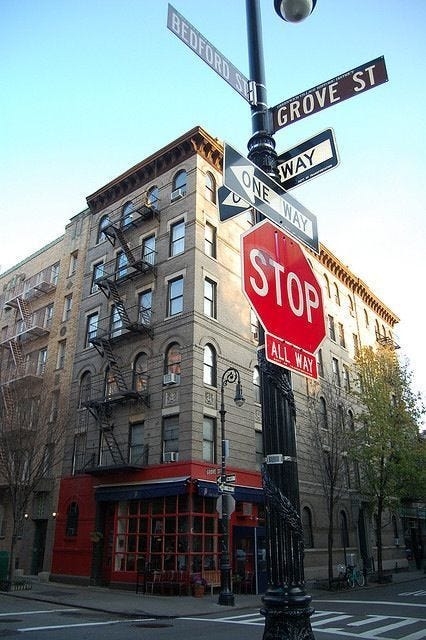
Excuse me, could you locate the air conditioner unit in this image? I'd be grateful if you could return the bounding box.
[170,187,186,202]
[163,451,178,463]
[163,373,179,385]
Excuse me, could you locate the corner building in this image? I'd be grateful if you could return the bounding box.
[51,126,405,589]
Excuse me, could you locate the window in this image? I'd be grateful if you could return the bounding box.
[68,252,77,277]
[165,343,182,376]
[110,305,123,337]
[334,283,340,305]
[91,261,104,293]
[343,364,350,391]
[122,201,134,227]
[116,251,128,279]
[344,457,351,488]
[56,340,66,369]
[133,353,148,393]
[250,309,259,341]
[37,348,47,375]
[205,172,216,203]
[324,274,331,298]
[44,303,54,328]
[353,333,360,358]
[253,366,261,403]
[339,511,349,549]
[97,215,110,243]
[302,507,314,548]
[328,315,336,341]
[392,515,399,544]
[142,234,156,265]
[85,312,98,347]
[167,276,184,316]
[49,390,59,422]
[205,222,217,258]
[138,289,152,326]
[203,277,217,318]
[347,409,355,432]
[129,422,146,464]
[50,262,60,284]
[332,357,341,386]
[66,502,79,537]
[63,294,73,321]
[338,322,345,348]
[163,415,179,459]
[79,371,92,407]
[203,344,216,386]
[105,366,119,399]
[348,295,355,316]
[72,433,86,474]
[147,185,159,209]
[172,169,187,195]
[202,416,215,462]
[317,349,324,378]
[364,309,369,327]
[374,319,380,339]
[255,430,264,470]
[170,219,185,256]
[319,397,328,429]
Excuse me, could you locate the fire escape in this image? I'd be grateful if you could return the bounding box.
[82,195,158,472]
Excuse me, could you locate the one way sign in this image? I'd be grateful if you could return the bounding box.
[223,143,319,253]
[218,186,251,221]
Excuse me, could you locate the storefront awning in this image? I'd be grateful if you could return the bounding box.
[197,480,264,503]
[95,477,189,502]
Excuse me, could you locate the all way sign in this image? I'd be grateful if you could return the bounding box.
[271,56,388,133]
[276,129,339,190]
[224,143,319,253]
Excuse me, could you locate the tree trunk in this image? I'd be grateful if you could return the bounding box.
[327,498,334,588]
[376,498,384,581]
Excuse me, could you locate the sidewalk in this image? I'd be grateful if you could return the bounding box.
[1,569,424,619]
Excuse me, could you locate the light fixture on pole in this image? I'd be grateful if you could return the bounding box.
[245,1,317,638]
[218,367,245,607]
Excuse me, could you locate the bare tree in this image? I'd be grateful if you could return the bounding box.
[0,376,67,582]
[306,377,354,587]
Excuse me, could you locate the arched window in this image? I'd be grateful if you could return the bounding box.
[66,502,79,537]
[334,283,340,305]
[79,371,91,407]
[347,409,355,432]
[375,319,380,339]
[97,215,110,243]
[348,295,354,315]
[122,201,134,227]
[165,343,182,376]
[172,170,187,197]
[324,274,331,298]
[203,344,216,386]
[302,506,314,548]
[364,309,369,327]
[319,396,328,429]
[340,510,349,550]
[253,366,261,403]
[104,366,118,399]
[205,172,216,203]
[147,185,159,209]
[133,352,148,393]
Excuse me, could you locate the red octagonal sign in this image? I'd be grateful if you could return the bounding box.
[241,220,326,378]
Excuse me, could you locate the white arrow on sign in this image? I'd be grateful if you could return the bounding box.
[218,186,251,221]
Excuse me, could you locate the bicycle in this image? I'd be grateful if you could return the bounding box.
[346,564,365,588]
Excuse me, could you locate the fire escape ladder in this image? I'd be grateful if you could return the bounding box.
[100,424,127,466]
[9,340,25,376]
[1,384,13,420]
[104,280,132,328]
[98,338,128,393]
[113,227,136,265]
[16,297,32,328]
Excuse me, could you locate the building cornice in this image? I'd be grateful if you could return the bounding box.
[315,244,399,327]
[86,126,222,214]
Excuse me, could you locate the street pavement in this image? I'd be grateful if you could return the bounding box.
[1,569,424,619]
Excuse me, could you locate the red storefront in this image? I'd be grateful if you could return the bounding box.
[51,461,265,591]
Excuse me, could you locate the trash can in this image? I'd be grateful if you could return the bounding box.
[0,551,9,580]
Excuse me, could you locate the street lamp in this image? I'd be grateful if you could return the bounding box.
[218,367,245,607]
[245,1,317,638]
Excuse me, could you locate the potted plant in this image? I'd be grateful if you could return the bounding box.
[192,574,207,597]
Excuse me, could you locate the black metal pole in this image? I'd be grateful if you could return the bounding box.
[218,368,238,606]
[245,1,315,638]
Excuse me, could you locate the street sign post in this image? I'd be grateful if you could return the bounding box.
[241,219,326,378]
[224,143,319,253]
[271,56,388,133]
[276,128,339,190]
[167,4,251,103]
[218,186,251,221]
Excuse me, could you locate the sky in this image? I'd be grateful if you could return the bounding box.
[1,0,425,406]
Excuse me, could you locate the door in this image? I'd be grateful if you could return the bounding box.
[31,520,47,575]
[233,525,267,595]
[101,505,115,585]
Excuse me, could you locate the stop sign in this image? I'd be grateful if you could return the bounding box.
[241,219,325,354]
